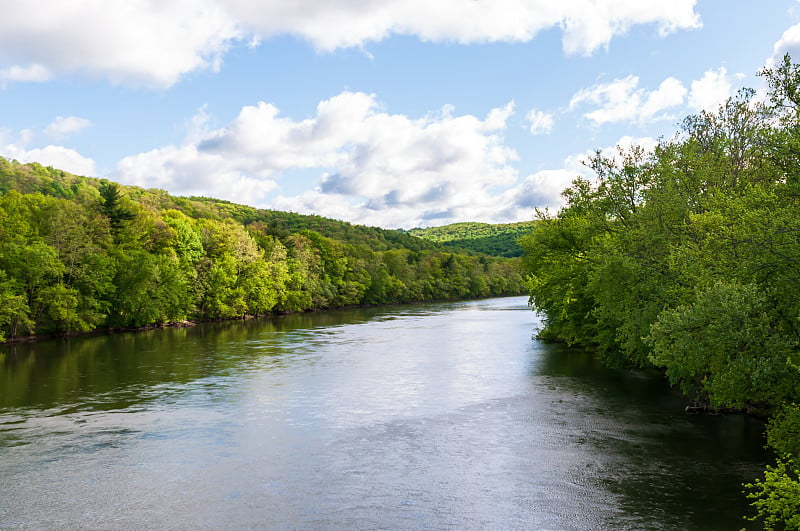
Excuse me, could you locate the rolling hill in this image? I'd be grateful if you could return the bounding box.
[409,221,536,257]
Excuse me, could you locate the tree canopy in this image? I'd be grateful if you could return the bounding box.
[520,54,800,528]
[410,221,537,257]
[0,157,526,343]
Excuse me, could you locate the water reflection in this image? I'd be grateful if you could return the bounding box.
[532,343,766,529]
[0,297,766,530]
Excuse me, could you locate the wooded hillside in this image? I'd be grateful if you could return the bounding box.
[410,221,536,257]
[0,158,525,342]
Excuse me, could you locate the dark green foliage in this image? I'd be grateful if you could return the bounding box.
[521,55,800,527]
[410,221,537,257]
[181,197,442,253]
[99,181,135,236]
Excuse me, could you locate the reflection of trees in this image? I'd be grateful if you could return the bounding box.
[532,342,767,530]
[0,304,399,411]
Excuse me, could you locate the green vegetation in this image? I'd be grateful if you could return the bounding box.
[410,221,536,257]
[0,157,525,343]
[520,55,800,528]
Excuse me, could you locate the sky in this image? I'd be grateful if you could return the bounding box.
[1,1,800,229]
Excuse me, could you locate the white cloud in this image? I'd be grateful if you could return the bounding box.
[768,22,800,68]
[228,0,700,55]
[116,144,277,205]
[3,100,664,229]
[484,102,516,131]
[556,0,700,56]
[570,75,640,123]
[0,0,700,87]
[0,0,241,88]
[688,67,732,111]
[1,144,96,176]
[270,190,417,229]
[526,109,554,135]
[506,169,578,215]
[0,63,51,85]
[609,134,658,155]
[115,96,670,228]
[570,75,687,126]
[641,77,687,117]
[115,92,520,227]
[45,116,92,138]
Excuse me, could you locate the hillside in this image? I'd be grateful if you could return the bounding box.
[0,156,526,342]
[0,158,441,253]
[410,221,536,257]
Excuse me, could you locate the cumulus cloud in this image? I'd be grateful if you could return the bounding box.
[117,145,277,205]
[556,0,700,55]
[562,134,658,173]
[1,124,96,176]
[0,0,241,88]
[1,143,96,176]
[604,134,659,158]
[0,0,700,87]
[504,169,578,216]
[115,92,520,226]
[768,22,800,68]
[570,75,687,126]
[45,116,92,138]
[272,133,661,227]
[114,94,670,227]
[688,66,732,111]
[228,0,700,54]
[526,109,554,135]
[0,63,51,85]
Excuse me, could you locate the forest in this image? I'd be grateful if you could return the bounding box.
[410,221,536,257]
[0,158,525,343]
[520,55,800,528]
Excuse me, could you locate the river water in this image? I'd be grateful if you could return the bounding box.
[0,296,766,529]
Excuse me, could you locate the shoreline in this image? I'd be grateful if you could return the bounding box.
[0,293,528,346]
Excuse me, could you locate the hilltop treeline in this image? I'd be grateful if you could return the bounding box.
[0,158,525,342]
[521,55,800,527]
[410,221,536,257]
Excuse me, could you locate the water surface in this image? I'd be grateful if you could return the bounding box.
[0,297,766,529]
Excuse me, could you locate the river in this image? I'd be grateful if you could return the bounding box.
[0,296,766,529]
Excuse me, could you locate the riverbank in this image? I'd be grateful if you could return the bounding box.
[0,293,528,345]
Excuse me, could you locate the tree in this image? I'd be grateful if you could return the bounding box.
[0,272,32,341]
[99,181,135,237]
[521,55,800,527]
[107,250,193,327]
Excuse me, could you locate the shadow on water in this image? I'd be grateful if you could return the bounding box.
[0,301,462,412]
[533,342,768,530]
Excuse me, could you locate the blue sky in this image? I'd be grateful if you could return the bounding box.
[1,1,799,228]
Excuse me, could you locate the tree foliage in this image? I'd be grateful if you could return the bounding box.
[410,221,537,257]
[520,55,800,527]
[0,157,526,343]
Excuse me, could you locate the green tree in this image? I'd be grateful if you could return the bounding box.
[99,181,135,237]
[107,250,192,327]
[646,281,798,409]
[521,55,800,527]
[0,272,32,341]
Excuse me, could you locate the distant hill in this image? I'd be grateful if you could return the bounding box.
[409,221,537,257]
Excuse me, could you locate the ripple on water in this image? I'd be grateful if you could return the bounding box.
[0,297,767,530]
